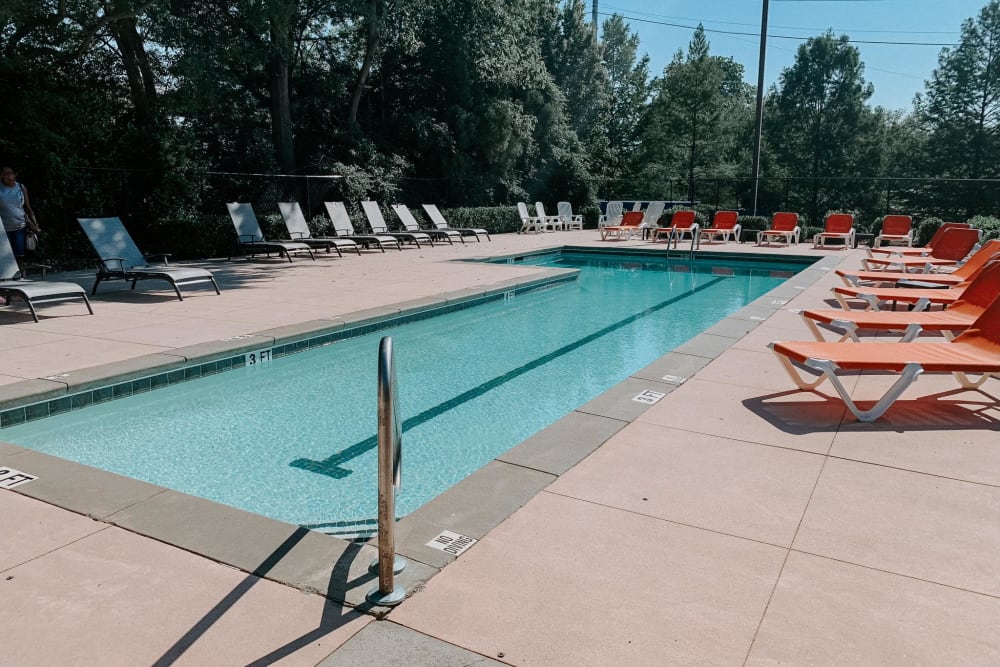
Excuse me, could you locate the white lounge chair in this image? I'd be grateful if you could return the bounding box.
[0,230,93,321]
[422,204,490,241]
[323,202,402,252]
[78,216,222,300]
[517,202,552,233]
[535,202,564,231]
[362,201,433,247]
[278,202,360,256]
[639,201,666,238]
[557,202,584,231]
[226,203,315,262]
[599,201,624,230]
[392,204,462,244]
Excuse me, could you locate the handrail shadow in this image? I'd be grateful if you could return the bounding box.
[152,527,378,666]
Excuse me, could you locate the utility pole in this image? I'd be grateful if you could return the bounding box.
[593,0,599,34]
[750,0,769,215]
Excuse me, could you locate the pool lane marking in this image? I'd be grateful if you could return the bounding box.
[291,276,728,478]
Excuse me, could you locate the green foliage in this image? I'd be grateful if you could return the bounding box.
[762,32,881,224]
[914,216,945,246]
[737,215,770,232]
[599,14,651,196]
[967,215,1000,241]
[638,26,752,203]
[569,204,602,229]
[914,0,1000,217]
[438,206,521,235]
[4,0,1000,270]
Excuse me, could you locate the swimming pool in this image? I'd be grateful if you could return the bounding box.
[1,250,807,533]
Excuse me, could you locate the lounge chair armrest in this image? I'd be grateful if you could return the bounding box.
[143,253,171,265]
[237,234,261,244]
[99,257,127,272]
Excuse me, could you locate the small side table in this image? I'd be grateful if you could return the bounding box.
[853,233,874,248]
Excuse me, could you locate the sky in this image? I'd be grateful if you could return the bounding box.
[597,0,989,110]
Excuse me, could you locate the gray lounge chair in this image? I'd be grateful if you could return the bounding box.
[323,202,402,252]
[78,217,221,301]
[422,204,490,241]
[392,204,462,244]
[0,229,93,322]
[362,201,433,247]
[226,203,315,262]
[277,202,360,257]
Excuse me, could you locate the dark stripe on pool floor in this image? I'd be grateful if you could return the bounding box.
[290,276,728,479]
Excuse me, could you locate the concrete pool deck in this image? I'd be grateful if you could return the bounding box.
[1,230,998,665]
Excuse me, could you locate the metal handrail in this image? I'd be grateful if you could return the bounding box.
[662,227,700,258]
[366,336,406,606]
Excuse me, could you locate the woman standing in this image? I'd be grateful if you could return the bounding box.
[0,165,40,276]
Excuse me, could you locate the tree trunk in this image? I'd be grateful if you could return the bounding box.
[347,0,384,135]
[108,5,157,129]
[268,0,297,173]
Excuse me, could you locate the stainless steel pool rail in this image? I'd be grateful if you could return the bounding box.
[662,227,700,258]
[366,336,407,606]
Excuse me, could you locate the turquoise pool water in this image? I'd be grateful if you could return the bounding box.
[1,250,805,531]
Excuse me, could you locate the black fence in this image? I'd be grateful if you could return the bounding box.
[24,166,1000,269]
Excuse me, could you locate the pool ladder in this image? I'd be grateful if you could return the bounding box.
[366,336,407,606]
[662,227,700,260]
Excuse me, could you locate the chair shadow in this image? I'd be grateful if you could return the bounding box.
[151,527,380,666]
[743,387,1000,433]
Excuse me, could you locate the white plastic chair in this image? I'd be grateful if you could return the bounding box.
[557,202,584,230]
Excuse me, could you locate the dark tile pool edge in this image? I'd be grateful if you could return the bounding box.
[0,268,578,424]
[471,244,820,267]
[0,250,844,616]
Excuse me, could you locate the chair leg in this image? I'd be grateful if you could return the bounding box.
[169,281,184,301]
[771,347,925,422]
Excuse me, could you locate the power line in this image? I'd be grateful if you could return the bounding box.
[600,12,959,46]
[602,4,957,34]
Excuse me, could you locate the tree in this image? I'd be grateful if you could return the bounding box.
[599,14,650,196]
[540,0,608,202]
[763,31,879,224]
[915,0,1000,217]
[638,26,750,202]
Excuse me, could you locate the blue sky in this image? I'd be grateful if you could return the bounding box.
[597,0,988,110]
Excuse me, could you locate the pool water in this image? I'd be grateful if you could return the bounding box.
[1,251,804,531]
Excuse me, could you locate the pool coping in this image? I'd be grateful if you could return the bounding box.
[0,248,840,616]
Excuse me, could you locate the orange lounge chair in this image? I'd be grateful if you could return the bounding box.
[833,280,974,312]
[867,221,971,257]
[653,210,699,247]
[757,212,800,246]
[813,213,855,249]
[802,262,1000,342]
[770,293,1000,421]
[700,211,741,244]
[600,211,645,240]
[873,215,913,248]
[837,240,1000,287]
[860,226,980,272]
